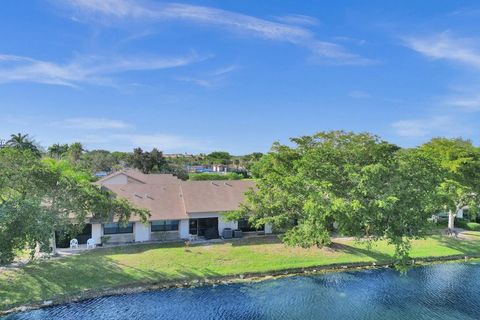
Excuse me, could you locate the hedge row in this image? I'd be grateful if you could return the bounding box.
[455,219,480,231]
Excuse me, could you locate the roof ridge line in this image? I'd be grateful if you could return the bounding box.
[178,182,188,216]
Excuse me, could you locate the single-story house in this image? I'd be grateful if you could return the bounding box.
[90,170,271,244]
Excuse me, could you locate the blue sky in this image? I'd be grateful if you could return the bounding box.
[1,0,480,154]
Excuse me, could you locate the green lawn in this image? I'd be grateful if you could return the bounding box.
[1,234,480,311]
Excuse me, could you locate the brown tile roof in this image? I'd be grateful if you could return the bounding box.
[124,169,179,184]
[180,180,255,214]
[103,183,188,221]
[99,172,255,220]
[96,169,179,185]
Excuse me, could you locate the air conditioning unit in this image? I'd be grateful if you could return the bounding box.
[222,228,233,239]
[233,230,243,238]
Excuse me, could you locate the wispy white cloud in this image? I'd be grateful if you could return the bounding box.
[39,132,206,152]
[79,131,206,151]
[447,8,480,17]
[404,32,480,115]
[210,64,239,76]
[445,94,480,112]
[334,36,367,46]
[59,0,374,65]
[52,117,132,129]
[175,76,215,88]
[403,31,480,69]
[391,115,455,138]
[1,113,207,152]
[308,42,373,65]
[273,14,320,26]
[176,64,240,88]
[111,133,204,151]
[0,52,204,87]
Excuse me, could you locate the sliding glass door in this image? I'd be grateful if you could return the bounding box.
[189,218,219,238]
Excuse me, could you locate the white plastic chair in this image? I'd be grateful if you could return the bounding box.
[86,238,96,249]
[70,238,79,249]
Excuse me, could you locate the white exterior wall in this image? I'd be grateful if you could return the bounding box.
[457,208,464,219]
[264,223,273,234]
[179,219,190,239]
[92,223,103,244]
[134,222,150,242]
[220,217,238,233]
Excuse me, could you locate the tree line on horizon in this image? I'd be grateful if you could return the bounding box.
[0,133,263,180]
[1,131,480,266]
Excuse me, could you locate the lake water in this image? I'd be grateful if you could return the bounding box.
[4,262,480,320]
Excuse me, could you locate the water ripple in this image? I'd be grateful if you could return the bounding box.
[4,263,480,320]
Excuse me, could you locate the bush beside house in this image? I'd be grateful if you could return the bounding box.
[455,219,480,231]
[189,172,243,181]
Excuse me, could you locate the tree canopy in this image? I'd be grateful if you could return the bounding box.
[206,151,232,165]
[47,143,69,159]
[128,147,188,180]
[128,148,168,174]
[419,138,480,229]
[6,133,41,157]
[79,149,120,173]
[0,148,149,264]
[67,142,84,163]
[45,144,129,174]
[234,131,442,264]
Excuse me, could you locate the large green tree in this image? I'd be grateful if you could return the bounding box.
[129,148,168,174]
[419,138,480,230]
[79,149,118,173]
[0,148,149,264]
[127,148,188,179]
[234,131,441,264]
[68,142,84,163]
[242,152,264,171]
[6,133,41,157]
[47,143,69,159]
[205,151,232,165]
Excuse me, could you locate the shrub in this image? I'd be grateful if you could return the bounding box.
[466,222,480,231]
[189,172,243,181]
[436,219,448,228]
[455,219,480,231]
[455,219,468,229]
[100,236,111,245]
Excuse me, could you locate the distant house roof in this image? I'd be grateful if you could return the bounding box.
[96,169,179,185]
[98,169,254,220]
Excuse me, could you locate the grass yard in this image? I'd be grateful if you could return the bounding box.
[1,234,480,311]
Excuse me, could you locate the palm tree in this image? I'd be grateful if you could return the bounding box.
[7,133,41,156]
[7,133,29,148]
[48,143,69,159]
[68,142,84,162]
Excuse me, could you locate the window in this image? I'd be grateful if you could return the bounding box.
[103,222,133,235]
[238,218,264,232]
[151,220,180,232]
[189,219,198,235]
